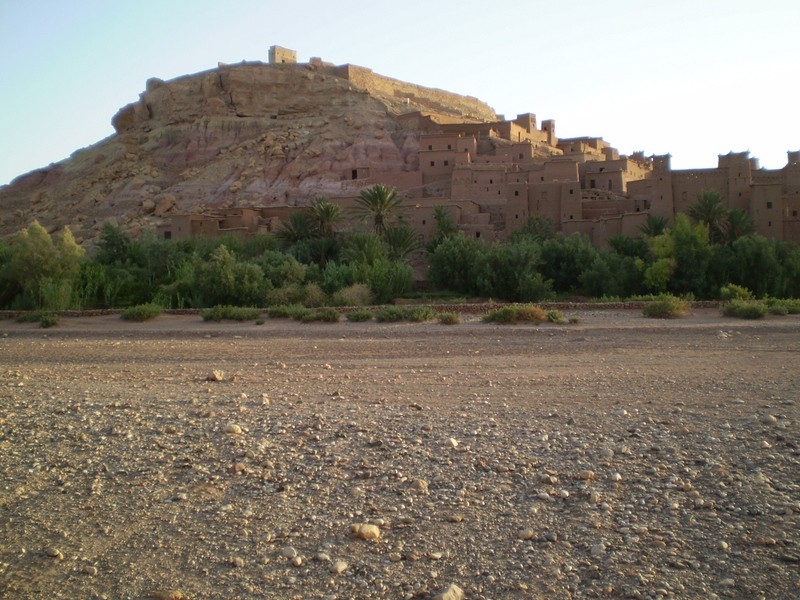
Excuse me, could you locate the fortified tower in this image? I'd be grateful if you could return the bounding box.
[269,45,297,64]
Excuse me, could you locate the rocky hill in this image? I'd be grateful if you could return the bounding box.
[0,61,498,242]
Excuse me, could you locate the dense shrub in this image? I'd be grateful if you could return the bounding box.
[546,310,566,324]
[266,283,306,307]
[407,307,438,322]
[721,299,768,319]
[39,313,59,328]
[268,304,311,319]
[483,304,547,324]
[766,297,800,314]
[302,283,328,307]
[202,305,262,322]
[331,283,374,307]
[300,308,340,323]
[374,306,409,322]
[364,259,413,304]
[720,283,753,301]
[437,311,460,325]
[642,295,690,319]
[346,309,374,322]
[121,303,163,321]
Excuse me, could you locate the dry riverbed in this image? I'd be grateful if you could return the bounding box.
[0,308,798,599]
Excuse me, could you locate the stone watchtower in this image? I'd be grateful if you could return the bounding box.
[269,45,297,64]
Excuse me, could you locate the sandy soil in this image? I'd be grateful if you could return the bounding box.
[0,308,798,599]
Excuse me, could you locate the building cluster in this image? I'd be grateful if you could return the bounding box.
[158,46,800,247]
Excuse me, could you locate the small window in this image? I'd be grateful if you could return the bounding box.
[444,160,449,166]
[541,176,544,181]
[428,145,433,150]
[608,180,613,190]
[590,179,596,188]
[422,219,426,225]
[767,201,773,209]
[430,161,435,167]
[514,190,519,196]
[447,144,452,150]
[163,231,172,240]
[519,153,523,159]
[489,179,493,184]
[768,221,772,227]
[476,231,481,238]
[793,210,798,217]
[569,215,574,220]
[569,189,574,195]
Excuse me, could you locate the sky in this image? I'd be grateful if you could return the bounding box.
[1,0,798,187]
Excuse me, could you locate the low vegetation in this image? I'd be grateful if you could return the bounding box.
[120,303,163,322]
[437,311,460,325]
[642,295,690,319]
[721,299,768,319]
[483,304,548,324]
[345,309,374,322]
[201,305,262,322]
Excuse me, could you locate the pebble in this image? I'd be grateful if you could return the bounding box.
[330,560,348,574]
[44,547,63,559]
[225,423,243,435]
[281,546,298,559]
[519,528,536,540]
[81,565,98,576]
[433,583,464,600]
[351,523,381,541]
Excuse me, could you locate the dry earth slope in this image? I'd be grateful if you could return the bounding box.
[0,61,497,243]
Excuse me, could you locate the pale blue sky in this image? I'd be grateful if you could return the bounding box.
[1,0,798,186]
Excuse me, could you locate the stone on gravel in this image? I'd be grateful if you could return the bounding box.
[330,560,348,574]
[351,523,381,540]
[433,583,464,600]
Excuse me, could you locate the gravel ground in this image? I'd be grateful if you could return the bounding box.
[0,308,798,599]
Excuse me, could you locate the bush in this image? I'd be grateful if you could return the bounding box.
[437,311,460,325]
[546,309,566,324]
[483,304,547,324]
[720,283,753,301]
[266,283,306,307]
[721,299,768,319]
[331,283,374,307]
[300,308,340,323]
[766,297,800,314]
[202,305,262,322]
[346,309,374,322]
[120,303,163,322]
[39,313,59,328]
[16,312,43,323]
[268,304,311,320]
[408,307,438,322]
[374,306,409,322]
[642,295,690,319]
[302,283,328,308]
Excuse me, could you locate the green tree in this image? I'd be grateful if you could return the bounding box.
[723,208,756,245]
[354,184,403,237]
[640,215,668,237]
[308,197,343,238]
[427,205,460,251]
[689,190,728,245]
[384,224,422,262]
[0,221,85,309]
[276,212,315,248]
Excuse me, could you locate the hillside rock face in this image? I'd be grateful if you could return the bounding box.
[0,61,496,242]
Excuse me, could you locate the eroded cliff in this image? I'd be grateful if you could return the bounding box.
[0,61,497,242]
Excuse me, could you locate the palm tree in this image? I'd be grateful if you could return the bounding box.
[724,208,756,244]
[275,212,314,248]
[309,197,342,238]
[689,190,728,244]
[354,184,403,238]
[384,224,423,261]
[640,215,669,237]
